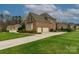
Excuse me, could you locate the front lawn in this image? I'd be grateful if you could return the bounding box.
[0,31,79,54]
[0,32,31,41]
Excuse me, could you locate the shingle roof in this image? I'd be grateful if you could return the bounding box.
[40,13,56,21]
[28,12,49,22]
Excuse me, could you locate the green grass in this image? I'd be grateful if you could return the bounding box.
[0,31,79,54]
[0,32,30,41]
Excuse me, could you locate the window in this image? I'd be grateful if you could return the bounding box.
[26,23,33,31]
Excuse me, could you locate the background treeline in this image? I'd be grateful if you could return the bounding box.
[0,13,22,32]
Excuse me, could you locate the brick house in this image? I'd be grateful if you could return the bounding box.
[56,22,77,31]
[74,24,79,30]
[68,23,75,30]
[24,12,56,33]
[56,22,68,30]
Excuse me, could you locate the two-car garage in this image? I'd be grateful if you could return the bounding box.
[37,27,49,33]
[43,28,49,32]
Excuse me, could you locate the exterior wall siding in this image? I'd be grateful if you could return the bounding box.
[7,24,20,32]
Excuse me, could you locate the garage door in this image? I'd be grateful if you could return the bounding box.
[37,27,42,33]
[43,28,49,32]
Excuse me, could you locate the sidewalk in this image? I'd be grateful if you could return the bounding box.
[0,32,66,50]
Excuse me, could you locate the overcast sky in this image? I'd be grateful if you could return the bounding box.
[0,4,79,23]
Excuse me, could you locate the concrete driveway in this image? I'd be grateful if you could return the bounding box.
[0,32,66,50]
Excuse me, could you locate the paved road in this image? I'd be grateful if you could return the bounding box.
[0,32,66,50]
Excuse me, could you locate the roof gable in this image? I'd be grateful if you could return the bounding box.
[40,13,56,21]
[26,12,50,22]
[40,13,56,23]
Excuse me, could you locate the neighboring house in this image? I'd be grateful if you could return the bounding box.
[68,23,75,30]
[56,22,76,31]
[24,12,56,33]
[75,24,79,30]
[56,22,68,30]
[7,24,20,32]
[7,16,21,32]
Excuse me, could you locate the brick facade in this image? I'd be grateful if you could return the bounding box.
[24,12,56,33]
[56,23,68,30]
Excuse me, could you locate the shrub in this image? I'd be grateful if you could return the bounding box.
[18,23,26,33]
[49,29,53,32]
[66,29,73,32]
[62,28,74,32]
